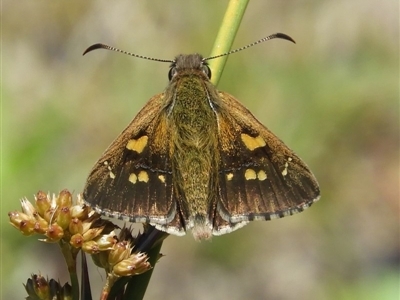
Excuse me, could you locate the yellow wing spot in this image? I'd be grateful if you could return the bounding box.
[109,171,115,179]
[241,134,266,151]
[257,170,267,181]
[129,173,137,184]
[126,136,148,153]
[158,174,166,183]
[138,171,149,183]
[245,169,257,180]
[226,173,234,181]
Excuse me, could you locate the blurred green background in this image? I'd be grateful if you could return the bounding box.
[2,1,398,299]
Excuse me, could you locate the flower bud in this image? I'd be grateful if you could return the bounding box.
[82,240,100,254]
[69,218,83,235]
[8,211,35,236]
[70,233,84,248]
[35,191,51,216]
[24,275,73,300]
[113,252,151,277]
[57,189,72,207]
[33,214,49,234]
[32,274,50,299]
[108,241,131,267]
[57,206,72,230]
[45,223,64,242]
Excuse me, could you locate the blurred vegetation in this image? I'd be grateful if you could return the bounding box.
[3,1,398,299]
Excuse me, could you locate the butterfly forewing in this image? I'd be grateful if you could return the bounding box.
[83,93,179,228]
[215,92,320,229]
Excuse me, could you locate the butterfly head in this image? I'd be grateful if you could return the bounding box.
[168,54,211,81]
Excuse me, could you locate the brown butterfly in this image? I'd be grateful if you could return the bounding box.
[83,33,320,241]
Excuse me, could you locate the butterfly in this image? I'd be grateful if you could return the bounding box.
[83,33,320,241]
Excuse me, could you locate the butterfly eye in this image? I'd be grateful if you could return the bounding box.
[168,67,176,81]
[202,65,212,79]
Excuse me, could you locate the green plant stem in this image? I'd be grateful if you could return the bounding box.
[59,240,80,300]
[208,0,250,86]
[100,273,119,300]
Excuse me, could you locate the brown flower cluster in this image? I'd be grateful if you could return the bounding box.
[8,190,151,278]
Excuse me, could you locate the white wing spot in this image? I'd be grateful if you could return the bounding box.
[282,157,292,176]
[104,161,115,179]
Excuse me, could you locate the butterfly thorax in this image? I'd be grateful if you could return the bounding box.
[166,59,220,240]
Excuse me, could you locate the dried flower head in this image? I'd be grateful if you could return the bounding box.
[24,274,72,300]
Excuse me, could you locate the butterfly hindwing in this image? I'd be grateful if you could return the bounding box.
[83,93,182,231]
[214,91,320,232]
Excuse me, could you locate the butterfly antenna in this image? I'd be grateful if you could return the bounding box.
[204,32,295,62]
[83,43,174,63]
